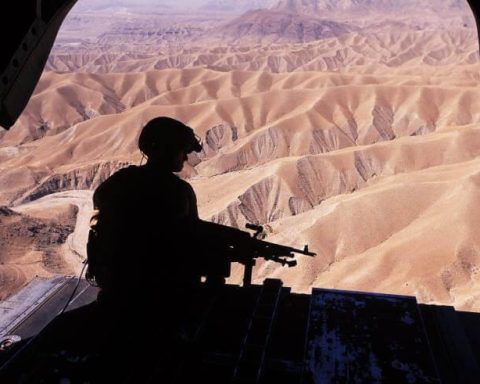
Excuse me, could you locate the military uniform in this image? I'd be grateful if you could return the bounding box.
[89,164,200,318]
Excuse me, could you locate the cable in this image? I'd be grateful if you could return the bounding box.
[60,259,88,315]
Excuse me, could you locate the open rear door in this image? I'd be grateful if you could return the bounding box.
[467,0,480,50]
[0,0,77,129]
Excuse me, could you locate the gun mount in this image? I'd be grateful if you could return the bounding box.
[197,221,316,287]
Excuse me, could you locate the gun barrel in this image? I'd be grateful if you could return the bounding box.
[198,219,316,260]
[256,239,316,257]
[288,246,316,257]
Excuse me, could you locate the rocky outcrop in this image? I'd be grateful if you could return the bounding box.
[215,9,356,44]
[372,105,395,141]
[13,161,131,206]
[200,123,239,159]
[288,196,314,216]
[0,204,78,300]
[238,176,285,224]
[210,175,290,226]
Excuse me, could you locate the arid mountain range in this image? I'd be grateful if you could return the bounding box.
[274,0,469,13]
[1,0,480,312]
[52,0,476,50]
[46,27,479,74]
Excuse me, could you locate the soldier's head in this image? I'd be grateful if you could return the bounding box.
[138,116,202,171]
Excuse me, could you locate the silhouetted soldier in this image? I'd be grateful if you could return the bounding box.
[87,116,204,342]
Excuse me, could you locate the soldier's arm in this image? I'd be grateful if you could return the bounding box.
[185,182,199,219]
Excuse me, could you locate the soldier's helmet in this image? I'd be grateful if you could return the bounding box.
[138,116,202,158]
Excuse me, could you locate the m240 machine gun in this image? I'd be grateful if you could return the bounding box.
[196,220,316,286]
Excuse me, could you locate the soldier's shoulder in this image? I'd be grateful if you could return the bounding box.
[174,175,194,190]
[95,165,139,195]
[116,164,139,175]
[107,165,140,181]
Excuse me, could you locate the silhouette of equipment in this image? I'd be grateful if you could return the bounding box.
[467,0,480,50]
[0,0,78,129]
[1,276,480,383]
[195,221,316,287]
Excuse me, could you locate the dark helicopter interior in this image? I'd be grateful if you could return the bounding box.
[1,275,479,383]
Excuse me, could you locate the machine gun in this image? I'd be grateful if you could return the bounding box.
[196,220,316,286]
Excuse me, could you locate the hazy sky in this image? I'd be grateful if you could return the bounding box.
[73,0,255,11]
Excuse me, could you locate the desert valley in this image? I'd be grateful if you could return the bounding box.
[1,0,480,312]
